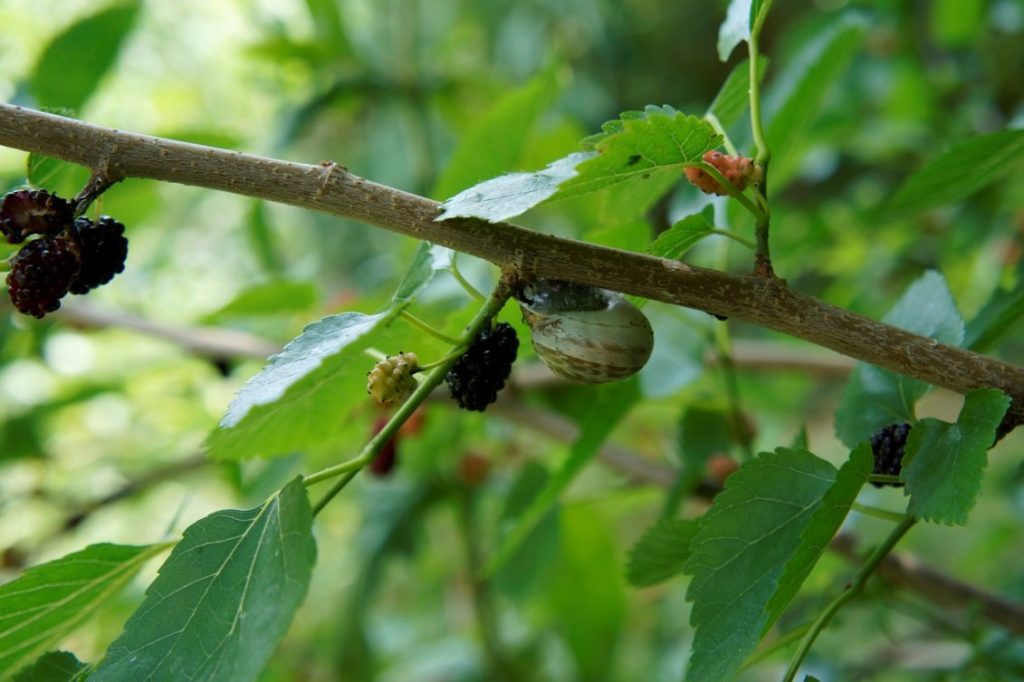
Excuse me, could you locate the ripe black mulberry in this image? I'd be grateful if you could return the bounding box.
[445,322,518,412]
[0,189,73,244]
[6,237,81,318]
[68,217,128,294]
[869,422,911,487]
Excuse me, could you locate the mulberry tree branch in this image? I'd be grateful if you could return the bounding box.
[1,103,1021,428]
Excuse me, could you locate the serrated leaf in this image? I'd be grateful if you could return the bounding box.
[904,388,1010,525]
[437,107,719,224]
[835,271,964,448]
[557,107,720,197]
[391,242,453,304]
[12,651,86,682]
[647,213,714,261]
[888,129,1024,216]
[626,518,698,587]
[93,478,316,681]
[207,310,394,459]
[718,0,753,61]
[684,448,836,682]
[0,543,167,678]
[202,281,318,322]
[432,71,559,200]
[482,380,640,576]
[436,152,594,223]
[765,444,873,630]
[766,15,867,187]
[30,3,140,111]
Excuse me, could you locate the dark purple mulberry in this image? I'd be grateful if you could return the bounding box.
[0,190,73,244]
[445,322,518,412]
[68,217,128,294]
[869,422,911,487]
[6,237,81,318]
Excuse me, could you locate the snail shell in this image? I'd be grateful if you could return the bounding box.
[518,280,654,384]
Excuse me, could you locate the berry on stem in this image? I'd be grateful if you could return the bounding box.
[368,415,399,477]
[684,151,764,196]
[367,351,420,405]
[0,189,74,244]
[445,322,518,412]
[6,237,81,318]
[68,217,129,294]
[869,422,911,487]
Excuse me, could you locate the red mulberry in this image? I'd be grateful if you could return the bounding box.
[0,190,73,244]
[68,217,128,294]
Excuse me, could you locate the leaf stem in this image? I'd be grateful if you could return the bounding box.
[850,502,907,523]
[305,280,512,514]
[709,228,756,251]
[782,516,917,681]
[705,113,739,156]
[748,1,772,167]
[400,309,465,345]
[450,253,487,303]
[748,0,774,276]
[692,161,764,222]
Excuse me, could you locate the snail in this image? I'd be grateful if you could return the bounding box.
[517,280,654,383]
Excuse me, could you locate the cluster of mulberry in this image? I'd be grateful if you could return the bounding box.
[2,189,128,318]
[445,322,518,411]
[684,150,764,196]
[869,422,912,487]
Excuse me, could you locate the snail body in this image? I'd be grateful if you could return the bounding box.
[518,280,654,384]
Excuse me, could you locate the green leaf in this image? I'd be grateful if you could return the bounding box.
[432,71,559,200]
[888,129,1024,216]
[0,543,167,677]
[835,271,964,448]
[647,213,714,261]
[684,448,837,682]
[494,462,561,599]
[12,651,86,682]
[559,107,720,197]
[436,152,593,223]
[93,478,316,682]
[706,58,767,130]
[30,3,141,110]
[202,281,318,322]
[206,311,395,459]
[207,242,453,460]
[626,518,698,587]
[717,0,753,61]
[437,106,719,223]
[965,278,1024,352]
[390,242,453,304]
[765,444,873,630]
[482,380,640,576]
[546,507,626,680]
[904,388,1010,525]
[766,15,867,187]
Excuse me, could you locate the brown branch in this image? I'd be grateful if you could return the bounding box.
[492,400,1024,637]
[0,103,1021,427]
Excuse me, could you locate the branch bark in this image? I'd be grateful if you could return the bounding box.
[0,103,1021,427]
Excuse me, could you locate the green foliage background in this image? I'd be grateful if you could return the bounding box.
[1,0,1023,680]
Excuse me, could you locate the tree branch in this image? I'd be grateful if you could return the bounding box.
[1,103,1021,428]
